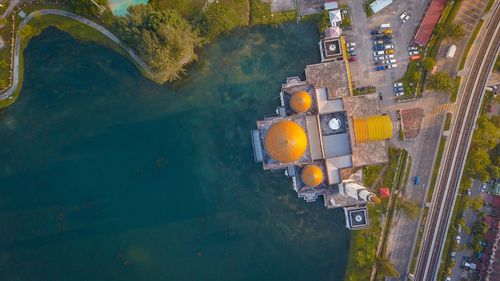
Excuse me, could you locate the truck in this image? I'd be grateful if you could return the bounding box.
[446,45,457,58]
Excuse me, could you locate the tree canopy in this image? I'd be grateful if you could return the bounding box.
[68,0,107,17]
[114,4,202,83]
[427,71,453,93]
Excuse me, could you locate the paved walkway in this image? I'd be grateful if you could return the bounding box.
[0,8,150,101]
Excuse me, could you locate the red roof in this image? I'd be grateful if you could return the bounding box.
[379,187,391,198]
[484,216,498,228]
[414,0,446,45]
[486,194,500,208]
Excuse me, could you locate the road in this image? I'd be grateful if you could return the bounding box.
[0,9,150,101]
[414,3,500,280]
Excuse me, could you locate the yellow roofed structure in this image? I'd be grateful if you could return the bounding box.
[301,165,324,187]
[353,115,393,143]
[290,91,312,113]
[264,120,308,163]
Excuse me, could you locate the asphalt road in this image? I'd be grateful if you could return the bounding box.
[414,4,500,280]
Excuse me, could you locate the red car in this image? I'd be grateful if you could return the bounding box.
[348,56,357,62]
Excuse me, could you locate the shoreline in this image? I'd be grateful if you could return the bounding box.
[0,9,151,109]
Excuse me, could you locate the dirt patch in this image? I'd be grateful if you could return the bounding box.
[401,107,424,139]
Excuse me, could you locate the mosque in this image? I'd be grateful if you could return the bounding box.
[251,30,393,230]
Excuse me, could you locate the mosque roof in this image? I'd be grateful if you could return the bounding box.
[264,120,308,163]
[290,91,312,113]
[301,165,324,187]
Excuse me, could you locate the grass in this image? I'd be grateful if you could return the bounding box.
[451,77,461,103]
[249,0,296,25]
[364,165,384,187]
[363,0,375,17]
[399,61,421,98]
[459,20,484,71]
[444,112,452,131]
[428,137,447,201]
[154,0,206,18]
[485,0,495,13]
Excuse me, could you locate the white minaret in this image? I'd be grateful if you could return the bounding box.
[340,180,381,204]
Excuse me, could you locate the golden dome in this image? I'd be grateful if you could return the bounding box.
[301,165,324,187]
[264,120,308,163]
[290,91,312,113]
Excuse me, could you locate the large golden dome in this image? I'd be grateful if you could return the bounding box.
[290,91,312,113]
[264,120,308,163]
[301,165,324,187]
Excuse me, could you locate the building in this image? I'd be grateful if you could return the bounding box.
[369,0,393,14]
[324,0,339,11]
[414,0,446,45]
[251,41,393,230]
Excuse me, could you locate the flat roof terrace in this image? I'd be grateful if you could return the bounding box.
[305,61,351,99]
[342,93,381,117]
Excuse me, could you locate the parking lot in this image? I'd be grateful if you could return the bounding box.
[343,0,430,107]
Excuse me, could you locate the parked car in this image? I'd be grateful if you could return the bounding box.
[374,56,385,61]
[373,40,384,45]
[373,45,384,51]
[388,63,397,69]
[371,29,382,35]
[399,11,408,22]
[374,51,385,56]
[386,49,395,54]
[456,235,461,244]
[384,39,393,44]
[408,46,418,51]
[481,182,487,192]
[350,50,357,56]
[348,47,355,52]
[394,86,404,92]
[393,82,403,88]
[414,176,420,185]
[380,23,391,29]
[347,42,356,47]
[467,189,472,196]
[403,14,410,22]
[410,55,421,61]
[381,35,392,40]
[383,29,393,35]
[451,251,456,258]
[386,59,397,64]
[379,92,383,100]
[375,65,387,71]
[348,56,357,62]
[409,50,419,55]
[384,44,394,49]
[395,91,404,97]
[385,54,394,59]
[374,60,386,65]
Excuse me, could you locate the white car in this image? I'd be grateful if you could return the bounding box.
[393,82,403,88]
[385,54,395,59]
[403,14,410,22]
[374,56,385,61]
[399,11,408,22]
[408,46,418,51]
[373,40,384,45]
[386,59,397,64]
[395,91,404,96]
[347,42,356,47]
[348,47,355,52]
[409,50,419,55]
[456,235,461,244]
[384,44,394,49]
[388,64,397,69]
[373,51,385,56]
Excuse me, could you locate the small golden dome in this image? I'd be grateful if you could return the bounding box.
[264,120,308,163]
[290,91,312,113]
[301,165,324,187]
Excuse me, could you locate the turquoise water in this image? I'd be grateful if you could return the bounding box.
[108,0,148,15]
[0,24,349,280]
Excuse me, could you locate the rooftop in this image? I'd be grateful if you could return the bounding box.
[305,61,350,99]
[414,0,446,45]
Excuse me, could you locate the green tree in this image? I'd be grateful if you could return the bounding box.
[470,196,484,211]
[444,23,465,41]
[377,257,400,278]
[427,71,453,93]
[19,25,33,38]
[0,79,7,89]
[422,58,436,71]
[68,0,107,17]
[115,4,202,83]
[0,60,8,70]
[397,199,419,219]
[193,1,245,42]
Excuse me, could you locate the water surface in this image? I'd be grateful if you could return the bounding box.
[0,24,349,281]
